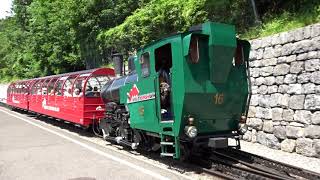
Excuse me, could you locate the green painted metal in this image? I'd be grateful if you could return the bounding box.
[203,22,237,84]
[119,21,251,159]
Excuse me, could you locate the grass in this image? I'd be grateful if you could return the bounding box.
[241,5,320,40]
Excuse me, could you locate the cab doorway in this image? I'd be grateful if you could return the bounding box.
[155,43,173,121]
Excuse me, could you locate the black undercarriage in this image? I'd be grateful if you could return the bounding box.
[98,101,241,160]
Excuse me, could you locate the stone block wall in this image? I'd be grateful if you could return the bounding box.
[243,23,320,157]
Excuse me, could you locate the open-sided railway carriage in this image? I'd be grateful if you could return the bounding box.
[7,22,250,160]
[99,22,251,160]
[6,80,33,110]
[7,68,115,127]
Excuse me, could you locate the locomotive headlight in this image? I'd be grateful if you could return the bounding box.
[188,117,195,125]
[185,125,198,138]
[239,115,247,123]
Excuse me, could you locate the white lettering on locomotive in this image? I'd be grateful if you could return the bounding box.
[127,84,155,103]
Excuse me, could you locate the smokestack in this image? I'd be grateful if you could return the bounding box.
[112,52,123,76]
[128,55,135,73]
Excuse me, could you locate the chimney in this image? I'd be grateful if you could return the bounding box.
[112,52,123,76]
[128,55,135,73]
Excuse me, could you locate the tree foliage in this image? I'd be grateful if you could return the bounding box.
[0,0,319,82]
[98,0,209,54]
[0,0,148,81]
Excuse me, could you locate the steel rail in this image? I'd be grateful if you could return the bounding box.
[201,168,238,180]
[220,148,320,180]
[212,150,293,179]
[209,154,291,180]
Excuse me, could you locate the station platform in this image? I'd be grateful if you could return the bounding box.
[0,107,190,180]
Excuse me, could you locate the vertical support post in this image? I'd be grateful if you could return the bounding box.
[111,52,123,77]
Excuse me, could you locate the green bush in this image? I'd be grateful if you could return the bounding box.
[242,1,320,39]
[98,0,208,53]
[1,0,320,82]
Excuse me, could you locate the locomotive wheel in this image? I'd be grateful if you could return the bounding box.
[101,124,113,140]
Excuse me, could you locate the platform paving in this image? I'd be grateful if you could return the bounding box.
[0,107,189,180]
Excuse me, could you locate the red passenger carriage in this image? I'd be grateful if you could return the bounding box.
[7,80,34,110]
[7,68,115,127]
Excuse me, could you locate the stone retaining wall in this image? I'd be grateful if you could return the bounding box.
[243,23,320,157]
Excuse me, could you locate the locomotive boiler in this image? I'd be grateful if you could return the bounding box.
[99,21,251,160]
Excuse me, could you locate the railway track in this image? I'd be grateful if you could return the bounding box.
[200,148,320,180]
[4,107,320,180]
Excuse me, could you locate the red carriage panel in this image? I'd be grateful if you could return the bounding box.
[7,80,32,110]
[18,68,114,127]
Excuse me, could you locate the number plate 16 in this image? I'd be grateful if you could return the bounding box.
[213,93,224,105]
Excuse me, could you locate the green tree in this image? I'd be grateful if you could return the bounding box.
[1,0,318,82]
[71,0,149,68]
[98,0,208,55]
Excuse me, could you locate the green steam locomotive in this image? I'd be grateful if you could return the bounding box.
[100,21,251,160]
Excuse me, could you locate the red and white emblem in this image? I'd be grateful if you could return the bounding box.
[127,84,155,103]
[127,84,140,103]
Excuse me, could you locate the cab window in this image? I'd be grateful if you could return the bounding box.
[54,78,65,96]
[21,83,28,94]
[48,78,58,95]
[85,75,110,97]
[16,83,21,94]
[41,79,50,95]
[234,40,244,67]
[73,76,86,97]
[189,36,200,64]
[31,80,42,95]
[140,53,150,77]
[63,76,77,97]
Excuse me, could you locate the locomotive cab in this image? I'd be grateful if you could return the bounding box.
[180,23,251,152]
